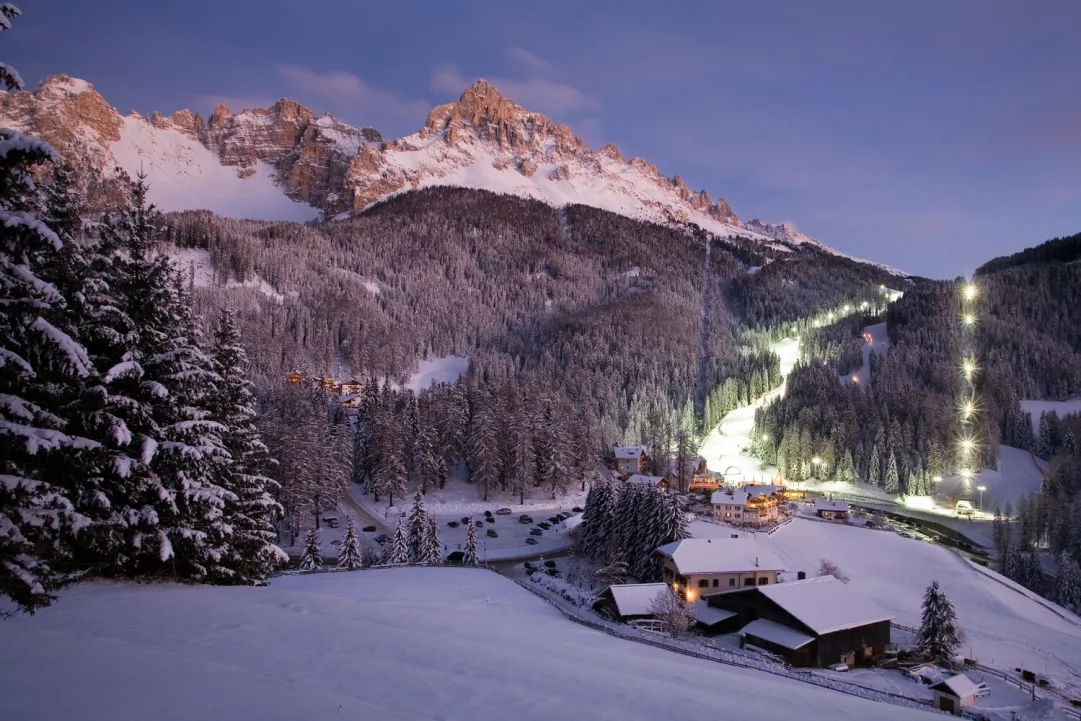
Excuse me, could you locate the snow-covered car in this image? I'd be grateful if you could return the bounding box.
[486,529,498,538]
[362,525,377,533]
[529,529,543,536]
[829,663,849,672]
[496,508,513,515]
[524,537,539,545]
[447,521,460,528]
[518,515,534,524]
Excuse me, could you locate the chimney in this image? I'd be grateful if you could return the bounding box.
[755,556,759,567]
[797,571,806,581]
[707,539,711,543]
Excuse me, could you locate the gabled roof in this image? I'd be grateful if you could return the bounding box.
[693,600,737,626]
[740,618,815,650]
[930,674,981,698]
[655,538,785,575]
[614,445,649,459]
[604,583,668,617]
[756,576,891,635]
[813,499,849,512]
[626,474,664,486]
[711,490,749,506]
[741,484,785,498]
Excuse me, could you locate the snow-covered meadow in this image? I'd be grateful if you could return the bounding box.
[0,568,940,721]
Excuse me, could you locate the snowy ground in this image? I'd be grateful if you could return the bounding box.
[840,321,890,386]
[690,518,1081,694]
[934,444,1046,513]
[1021,399,1081,434]
[699,336,801,483]
[0,569,945,721]
[403,355,469,393]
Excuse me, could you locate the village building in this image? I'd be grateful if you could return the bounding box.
[688,471,720,492]
[707,575,892,668]
[338,394,362,409]
[286,371,303,383]
[711,489,750,522]
[656,538,785,602]
[592,583,669,623]
[625,474,667,489]
[339,379,364,396]
[813,499,849,520]
[929,674,980,715]
[613,445,650,475]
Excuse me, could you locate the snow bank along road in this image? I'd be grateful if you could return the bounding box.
[0,569,939,721]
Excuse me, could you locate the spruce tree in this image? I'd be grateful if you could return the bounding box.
[463,516,479,566]
[884,452,900,494]
[916,580,962,663]
[1053,552,1081,612]
[299,527,322,572]
[868,444,881,486]
[387,513,409,565]
[337,516,363,570]
[424,515,441,565]
[407,490,430,564]
[208,309,287,582]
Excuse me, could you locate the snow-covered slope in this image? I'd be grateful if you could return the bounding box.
[111,115,319,221]
[0,569,936,721]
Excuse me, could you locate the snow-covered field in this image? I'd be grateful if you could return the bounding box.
[111,115,320,222]
[690,519,1081,693]
[1021,399,1081,434]
[699,336,800,482]
[404,354,469,393]
[0,568,939,721]
[840,321,890,386]
[934,444,1045,512]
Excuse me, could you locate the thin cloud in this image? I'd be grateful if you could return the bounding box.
[429,62,601,116]
[507,47,553,75]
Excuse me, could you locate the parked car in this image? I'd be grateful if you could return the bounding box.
[373,534,389,545]
[486,529,498,538]
[546,516,558,524]
[524,537,539,545]
[446,551,465,564]
[572,506,584,513]
[538,522,551,530]
[529,529,543,536]
[518,515,534,524]
[829,663,849,672]
[475,521,483,528]
[496,508,513,515]
[322,517,340,529]
[362,525,377,533]
[447,521,460,528]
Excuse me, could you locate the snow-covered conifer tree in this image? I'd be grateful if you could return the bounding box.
[424,515,441,565]
[868,444,881,486]
[299,527,322,572]
[1054,552,1081,613]
[884,451,899,494]
[407,490,430,564]
[337,516,363,570]
[916,580,962,663]
[387,513,409,566]
[462,517,479,566]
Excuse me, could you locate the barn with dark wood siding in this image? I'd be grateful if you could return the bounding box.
[706,576,892,667]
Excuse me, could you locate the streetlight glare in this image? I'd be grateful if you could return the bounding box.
[963,314,975,326]
[964,283,977,301]
[977,485,986,492]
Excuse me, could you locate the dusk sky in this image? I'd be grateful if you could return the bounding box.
[8,0,1080,277]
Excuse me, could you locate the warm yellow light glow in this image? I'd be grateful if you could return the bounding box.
[963,401,975,419]
[933,476,943,482]
[852,376,859,383]
[962,359,977,379]
[961,438,975,454]
[963,314,975,326]
[960,468,974,480]
[686,590,695,602]
[812,457,822,465]
[964,283,977,301]
[977,485,986,492]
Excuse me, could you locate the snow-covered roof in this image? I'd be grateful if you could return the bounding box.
[626,474,664,486]
[338,394,359,402]
[741,484,785,498]
[930,674,981,699]
[614,445,649,459]
[655,538,785,575]
[693,600,737,627]
[740,619,815,650]
[605,583,668,618]
[813,499,849,513]
[711,490,749,506]
[756,576,891,635]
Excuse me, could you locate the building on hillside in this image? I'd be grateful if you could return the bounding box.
[339,394,362,409]
[339,379,363,396]
[614,445,650,475]
[689,471,720,492]
[813,499,849,520]
[665,456,710,492]
[592,583,669,622]
[656,538,785,602]
[692,599,738,635]
[929,674,980,716]
[711,489,750,522]
[286,371,303,383]
[707,575,892,668]
[626,474,667,489]
[740,484,787,522]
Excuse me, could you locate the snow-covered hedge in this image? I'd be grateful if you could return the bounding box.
[530,572,597,608]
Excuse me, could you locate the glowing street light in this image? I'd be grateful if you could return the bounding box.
[812,457,822,466]
[960,468,974,482]
[962,313,975,326]
[962,359,977,380]
[932,476,943,483]
[964,283,977,301]
[960,437,975,455]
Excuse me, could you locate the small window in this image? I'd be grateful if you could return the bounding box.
[744,577,756,587]
[728,578,735,587]
[712,579,719,587]
[759,577,769,585]
[698,579,709,589]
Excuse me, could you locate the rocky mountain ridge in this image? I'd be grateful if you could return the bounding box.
[0,73,885,266]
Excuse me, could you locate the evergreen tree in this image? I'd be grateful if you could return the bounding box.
[407,490,430,564]
[208,309,287,582]
[413,416,439,493]
[837,449,856,484]
[463,516,479,566]
[337,516,363,570]
[884,451,899,494]
[868,444,881,486]
[510,415,535,504]
[467,393,500,501]
[387,513,409,565]
[1053,552,1081,612]
[375,423,407,508]
[299,527,322,572]
[424,515,441,565]
[916,580,962,663]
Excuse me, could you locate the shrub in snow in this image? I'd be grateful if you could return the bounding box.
[818,558,849,584]
[529,571,596,607]
[648,586,697,639]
